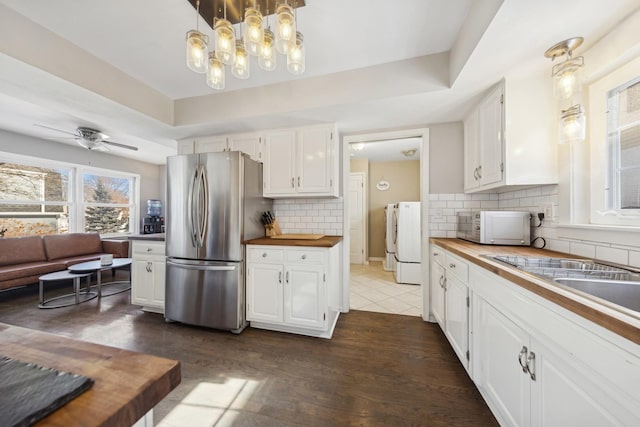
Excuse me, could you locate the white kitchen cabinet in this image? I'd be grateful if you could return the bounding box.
[131,240,166,313]
[246,243,341,338]
[470,262,640,427]
[177,133,262,162]
[263,124,338,198]
[429,245,470,371]
[464,76,557,193]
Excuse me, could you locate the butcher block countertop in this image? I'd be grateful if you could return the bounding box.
[244,235,343,248]
[0,323,181,427]
[431,238,640,345]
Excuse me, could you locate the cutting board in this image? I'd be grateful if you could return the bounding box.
[270,234,325,240]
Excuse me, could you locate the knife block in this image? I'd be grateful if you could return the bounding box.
[265,219,282,237]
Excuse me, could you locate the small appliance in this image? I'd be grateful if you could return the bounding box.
[457,210,531,245]
[142,199,164,234]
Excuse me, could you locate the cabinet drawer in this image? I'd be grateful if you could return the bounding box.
[248,247,284,262]
[445,252,468,283]
[285,249,325,264]
[133,241,165,256]
[432,246,445,266]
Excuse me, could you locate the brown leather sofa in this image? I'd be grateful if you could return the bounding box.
[0,233,129,291]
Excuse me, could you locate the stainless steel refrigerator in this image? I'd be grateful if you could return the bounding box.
[165,151,272,333]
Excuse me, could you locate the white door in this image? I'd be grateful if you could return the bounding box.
[430,261,445,327]
[264,130,297,195]
[349,173,365,265]
[228,132,262,162]
[475,297,531,427]
[297,126,332,194]
[478,84,504,187]
[150,259,166,308]
[285,265,325,330]
[444,275,468,370]
[464,109,480,191]
[131,258,153,306]
[247,263,283,323]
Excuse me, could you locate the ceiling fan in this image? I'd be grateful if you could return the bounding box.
[34,124,138,151]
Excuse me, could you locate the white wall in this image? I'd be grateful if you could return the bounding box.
[0,129,164,222]
[429,122,464,193]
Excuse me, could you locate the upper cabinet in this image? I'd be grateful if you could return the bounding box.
[464,77,557,193]
[264,124,338,198]
[177,133,262,163]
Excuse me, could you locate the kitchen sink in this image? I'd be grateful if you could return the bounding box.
[553,278,640,312]
[486,255,640,314]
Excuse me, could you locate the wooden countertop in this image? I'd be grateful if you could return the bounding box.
[431,238,640,345]
[0,323,181,427]
[244,235,343,247]
[128,233,165,242]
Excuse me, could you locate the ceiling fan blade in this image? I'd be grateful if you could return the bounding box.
[102,140,138,151]
[33,123,80,137]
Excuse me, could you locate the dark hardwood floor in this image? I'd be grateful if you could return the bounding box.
[0,276,498,426]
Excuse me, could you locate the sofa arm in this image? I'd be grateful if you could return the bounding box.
[102,240,130,258]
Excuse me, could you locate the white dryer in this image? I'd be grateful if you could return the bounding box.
[383,204,396,271]
[393,202,421,284]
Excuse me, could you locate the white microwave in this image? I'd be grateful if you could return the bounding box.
[457,210,531,245]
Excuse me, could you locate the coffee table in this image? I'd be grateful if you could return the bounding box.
[68,258,132,297]
[38,270,96,308]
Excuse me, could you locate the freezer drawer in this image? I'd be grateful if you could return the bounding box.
[165,258,246,332]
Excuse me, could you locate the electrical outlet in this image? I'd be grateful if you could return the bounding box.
[542,203,557,221]
[435,208,443,219]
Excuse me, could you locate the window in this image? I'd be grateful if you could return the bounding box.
[0,153,138,237]
[605,77,640,212]
[82,172,135,235]
[0,163,71,236]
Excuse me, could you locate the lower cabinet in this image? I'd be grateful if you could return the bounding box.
[246,244,340,338]
[131,240,166,313]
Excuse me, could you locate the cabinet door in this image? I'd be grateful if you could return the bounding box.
[430,261,446,327]
[475,297,531,427]
[131,259,153,306]
[444,275,469,370]
[228,133,262,162]
[478,85,504,187]
[297,126,333,194]
[177,140,194,154]
[247,263,283,323]
[150,259,166,307]
[264,130,297,195]
[530,337,634,427]
[284,265,325,329]
[464,109,480,191]
[194,136,227,153]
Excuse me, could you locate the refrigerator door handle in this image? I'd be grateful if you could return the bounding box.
[188,166,199,248]
[198,164,209,248]
[166,259,237,271]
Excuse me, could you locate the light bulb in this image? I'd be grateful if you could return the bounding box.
[559,105,586,144]
[553,58,583,100]
[276,3,296,54]
[259,28,276,71]
[186,30,209,73]
[215,19,236,65]
[206,51,225,90]
[287,32,305,75]
[244,7,264,56]
[232,40,250,80]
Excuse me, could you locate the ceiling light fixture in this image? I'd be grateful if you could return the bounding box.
[351,143,365,151]
[401,148,417,157]
[186,0,306,90]
[545,37,586,144]
[186,0,209,73]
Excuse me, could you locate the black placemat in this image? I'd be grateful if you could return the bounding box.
[0,355,94,427]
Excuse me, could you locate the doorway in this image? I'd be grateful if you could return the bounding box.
[343,128,429,318]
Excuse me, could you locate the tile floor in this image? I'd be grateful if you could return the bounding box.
[350,261,422,316]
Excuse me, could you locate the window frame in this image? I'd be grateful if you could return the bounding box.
[0,151,140,237]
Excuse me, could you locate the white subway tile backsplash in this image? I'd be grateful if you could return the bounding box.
[629,251,640,268]
[273,198,343,235]
[595,246,629,265]
[569,242,596,258]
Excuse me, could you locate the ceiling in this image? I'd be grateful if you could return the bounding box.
[350,138,422,163]
[0,0,638,164]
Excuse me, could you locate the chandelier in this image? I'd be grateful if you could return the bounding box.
[186,0,306,90]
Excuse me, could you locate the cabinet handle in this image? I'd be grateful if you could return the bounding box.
[443,277,447,290]
[473,167,478,180]
[147,248,152,252]
[301,254,307,260]
[449,263,456,268]
[438,275,444,288]
[526,351,536,381]
[478,165,482,179]
[433,252,439,257]
[291,177,295,188]
[262,252,267,258]
[286,271,289,283]
[518,346,528,373]
[298,176,301,187]
[278,271,282,283]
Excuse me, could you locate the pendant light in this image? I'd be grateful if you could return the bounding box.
[559,105,586,144]
[545,37,584,101]
[232,40,250,80]
[215,0,236,65]
[244,1,264,56]
[185,0,209,73]
[259,9,276,71]
[206,51,225,89]
[287,32,305,75]
[275,2,296,54]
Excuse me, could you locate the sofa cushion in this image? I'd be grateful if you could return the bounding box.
[43,233,103,261]
[0,236,48,267]
[0,261,67,282]
[60,254,108,268]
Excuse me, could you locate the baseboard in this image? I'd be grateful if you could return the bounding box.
[368,257,384,262]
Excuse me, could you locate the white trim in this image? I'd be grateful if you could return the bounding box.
[556,223,640,248]
[349,171,367,265]
[342,127,430,319]
[368,257,384,262]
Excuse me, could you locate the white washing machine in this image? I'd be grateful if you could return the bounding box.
[383,204,396,271]
[393,202,421,285]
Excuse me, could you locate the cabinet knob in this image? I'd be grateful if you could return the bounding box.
[291,177,295,188]
[433,253,439,257]
[449,263,456,268]
[147,248,152,252]
[301,254,307,260]
[262,253,267,258]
